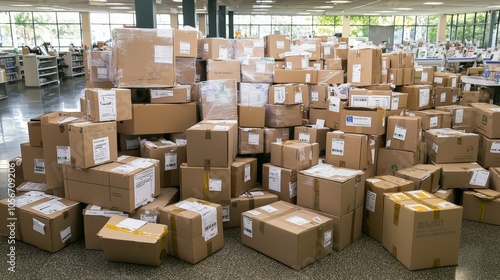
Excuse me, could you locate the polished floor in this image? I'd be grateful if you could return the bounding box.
[0,78,499,279]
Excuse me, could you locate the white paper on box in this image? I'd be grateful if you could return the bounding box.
[134,167,155,208]
[289,181,297,198]
[140,214,158,223]
[248,133,260,145]
[222,205,230,222]
[451,77,457,88]
[164,153,177,171]
[16,193,46,208]
[286,61,292,70]
[250,191,264,196]
[346,116,372,127]
[295,90,303,103]
[365,190,376,212]
[129,158,156,169]
[97,90,117,121]
[421,72,428,82]
[436,189,447,194]
[286,216,309,225]
[244,163,251,182]
[331,138,345,156]
[437,201,456,208]
[86,210,127,217]
[328,96,341,112]
[177,201,218,241]
[154,45,173,64]
[306,74,311,83]
[219,46,228,59]
[111,164,140,174]
[276,40,285,49]
[34,158,45,174]
[243,215,253,237]
[17,182,48,192]
[58,117,79,124]
[368,96,391,110]
[301,57,308,69]
[248,210,261,215]
[203,43,209,52]
[244,45,253,56]
[93,137,110,165]
[464,84,471,91]
[316,119,325,128]
[117,155,130,162]
[311,90,319,102]
[56,146,71,164]
[32,199,70,215]
[97,67,108,80]
[490,142,500,153]
[125,138,139,150]
[299,132,310,143]
[324,47,331,56]
[419,89,430,107]
[255,61,266,73]
[260,205,278,213]
[116,218,147,231]
[430,116,439,128]
[273,86,285,103]
[351,96,368,107]
[432,142,438,153]
[352,64,361,83]
[393,125,407,141]
[440,92,446,103]
[434,77,443,84]
[180,41,191,54]
[33,218,45,235]
[157,29,173,38]
[452,95,458,103]
[455,109,464,124]
[469,170,489,187]
[324,230,332,247]
[268,166,281,192]
[209,178,222,191]
[60,226,71,243]
[151,90,174,99]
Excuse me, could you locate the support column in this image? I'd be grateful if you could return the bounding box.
[437,14,447,42]
[81,12,92,49]
[342,16,350,38]
[208,0,217,37]
[485,11,499,48]
[228,11,234,39]
[218,6,226,38]
[135,0,156,28]
[199,14,207,36]
[182,0,196,28]
[171,14,179,29]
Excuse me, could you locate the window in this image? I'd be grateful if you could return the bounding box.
[447,12,489,47]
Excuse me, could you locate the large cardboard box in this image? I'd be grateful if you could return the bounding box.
[325,97,347,130]
[325,131,369,170]
[180,163,231,208]
[18,197,82,253]
[347,48,382,86]
[117,103,197,135]
[349,89,392,110]
[270,141,319,171]
[462,189,500,225]
[285,55,309,70]
[382,190,463,270]
[340,106,386,136]
[471,103,500,139]
[407,109,452,130]
[113,28,174,88]
[385,116,422,152]
[376,143,426,176]
[268,84,308,105]
[363,175,414,242]
[433,87,459,107]
[238,82,269,107]
[131,187,180,222]
[225,189,278,227]
[140,139,186,187]
[478,135,500,169]
[238,127,265,155]
[206,59,241,82]
[413,66,434,84]
[230,157,258,197]
[309,84,329,109]
[201,38,233,60]
[262,163,297,204]
[424,129,479,164]
[63,156,161,212]
[395,164,441,193]
[21,143,46,183]
[435,105,474,132]
[490,167,500,192]
[294,125,330,152]
[265,34,290,60]
[274,69,317,84]
[433,188,455,203]
[85,88,132,122]
[238,105,265,128]
[264,128,291,153]
[298,164,365,217]
[174,29,198,58]
[240,57,275,83]
[434,162,490,189]
[83,205,128,250]
[149,85,191,104]
[233,38,265,58]
[265,104,303,128]
[97,215,168,266]
[186,121,238,167]
[199,79,238,120]
[241,201,333,270]
[391,92,409,110]
[399,85,433,110]
[68,121,118,169]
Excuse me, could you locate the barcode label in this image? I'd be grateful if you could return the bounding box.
[351,96,368,107]
[311,90,319,102]
[205,221,217,232]
[299,132,310,142]
[491,142,500,153]
[209,178,223,192]
[331,138,344,156]
[429,116,438,128]
[244,163,251,182]
[248,133,260,145]
[176,200,218,241]
[222,205,230,222]
[243,215,253,237]
[34,158,45,174]
[56,146,71,164]
[60,226,71,243]
[393,125,407,141]
[164,153,177,171]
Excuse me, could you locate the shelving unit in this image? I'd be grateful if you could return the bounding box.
[0,53,20,82]
[60,51,85,77]
[17,54,24,79]
[23,55,59,87]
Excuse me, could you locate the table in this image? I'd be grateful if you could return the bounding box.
[461,76,500,105]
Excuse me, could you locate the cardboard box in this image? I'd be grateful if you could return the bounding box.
[385,116,422,152]
[264,128,291,153]
[199,79,238,120]
[363,175,414,242]
[433,72,460,88]
[206,59,241,82]
[195,59,207,82]
[63,156,161,212]
[478,135,500,169]
[332,44,349,60]
[175,57,196,84]
[186,121,237,167]
[83,205,128,250]
[325,97,347,130]
[238,82,269,107]
[490,167,500,192]
[270,141,319,171]
[97,215,168,266]
[424,129,479,163]
[275,61,286,69]
[399,85,433,110]
[201,38,233,60]
[18,196,82,253]
[88,51,114,83]
[113,28,174,88]
[325,131,369,170]
[262,163,298,203]
[233,38,265,58]
[402,68,414,85]
[265,104,303,128]
[230,158,258,197]
[238,105,265,128]
[413,66,434,84]
[85,88,132,122]
[347,48,382,86]
[180,163,231,207]
[225,190,278,227]
[239,127,265,155]
[316,70,344,84]
[21,143,46,183]
[309,108,327,126]
[340,106,386,136]
[119,134,156,152]
[433,188,455,203]
[376,143,426,176]
[9,156,24,188]
[174,29,198,58]
[149,85,191,104]
[297,164,365,216]
[140,139,186,187]
[285,55,309,70]
[117,103,197,135]
[407,109,452,130]
[131,187,180,222]
[391,92,408,110]
[293,38,322,60]
[265,34,290,60]
[311,206,362,251]
[467,67,485,76]
[459,91,481,105]
[309,84,329,109]
[241,201,333,270]
[349,89,392,110]
[395,164,441,193]
[269,84,308,105]
[274,69,317,84]
[471,103,500,139]
[462,190,500,225]
[28,117,43,147]
[240,57,275,83]
[401,52,414,68]
[309,60,323,70]
[382,190,462,270]
[324,58,346,71]
[388,68,403,85]
[435,105,474,131]
[434,162,490,189]
[294,125,330,151]
[432,87,459,107]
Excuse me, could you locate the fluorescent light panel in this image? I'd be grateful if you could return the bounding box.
[423,2,443,5]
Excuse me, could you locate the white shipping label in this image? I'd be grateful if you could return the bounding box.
[93,137,110,165]
[391,96,400,110]
[268,167,281,192]
[432,142,438,153]
[33,218,45,235]
[295,91,303,103]
[276,40,285,49]
[346,116,372,127]
[117,155,130,162]
[111,163,140,174]
[313,63,321,70]
[286,61,293,70]
[154,45,173,64]
[454,109,464,124]
[367,96,391,109]
[260,205,278,213]
[434,77,443,84]
[311,90,319,102]
[247,210,261,216]
[249,191,264,196]
[419,89,430,107]
[97,67,108,79]
[452,95,458,103]
[209,178,222,192]
[134,168,155,208]
[32,199,69,215]
[222,205,230,222]
[116,218,147,231]
[244,45,254,55]
[328,96,341,112]
[151,90,174,99]
[34,158,45,174]
[451,77,457,88]
[324,47,331,56]
[469,170,489,187]
[140,214,158,223]
[289,181,297,198]
[306,74,311,83]
[286,216,309,225]
[352,64,362,83]
[60,226,71,243]
[244,163,251,182]
[365,190,376,212]
[180,41,191,54]
[299,132,310,143]
[17,182,47,192]
[331,138,345,156]
[56,146,71,164]
[97,90,117,121]
[440,92,446,103]
[177,201,218,241]
[429,116,439,128]
[15,194,46,208]
[256,61,266,73]
[490,142,500,153]
[157,29,173,38]
[421,72,428,82]
[274,87,286,103]
[301,57,308,69]
[324,230,332,248]
[219,46,228,59]
[126,138,139,150]
[248,133,260,146]
[164,153,177,171]
[393,125,407,141]
[351,96,369,107]
[243,215,253,237]
[464,83,471,91]
[204,43,209,52]
[316,119,325,128]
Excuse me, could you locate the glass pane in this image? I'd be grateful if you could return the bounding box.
[293,16,312,25]
[314,16,341,25]
[372,16,394,26]
[251,15,271,24]
[90,13,110,24]
[59,24,82,47]
[404,16,416,26]
[395,16,404,25]
[457,14,465,24]
[91,24,111,43]
[446,27,451,41]
[33,12,57,24]
[314,25,336,36]
[234,25,251,38]
[157,24,172,29]
[0,12,10,23]
[157,14,171,24]
[234,15,250,24]
[110,13,134,24]
[291,25,312,39]
[428,26,437,43]
[394,27,403,45]
[34,24,57,46]
[11,12,33,24]
[350,25,369,37]
[250,25,271,37]
[350,16,369,25]
[272,15,291,25]
[456,26,464,41]
[428,15,439,25]
[57,12,80,24]
[465,13,476,24]
[463,25,474,43]
[403,26,415,41]
[474,25,485,46]
[416,16,427,26]
[476,12,487,24]
[273,25,292,37]
[446,15,453,25]
[14,24,35,46]
[0,24,13,46]
[415,26,427,42]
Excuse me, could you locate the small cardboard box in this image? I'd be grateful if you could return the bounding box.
[268,84,308,105]
[262,163,298,204]
[186,121,238,167]
[326,97,347,130]
[180,163,231,207]
[433,72,460,88]
[285,55,309,70]
[233,38,265,58]
[149,85,191,104]
[399,85,433,110]
[97,215,168,266]
[462,189,500,225]
[309,84,329,109]
[206,59,241,82]
[385,116,422,152]
[201,38,233,60]
[413,66,434,84]
[363,175,414,242]
[424,129,479,164]
[225,189,278,227]
[131,187,180,222]
[347,48,382,86]
[240,57,275,83]
[274,69,317,84]
[199,79,238,120]
[174,29,198,58]
[238,82,269,107]
[309,108,327,126]
[85,88,132,122]
[433,188,455,203]
[435,162,490,189]
[264,128,291,153]
[391,92,408,110]
[402,68,414,85]
[490,167,500,192]
[88,51,114,83]
[324,58,346,70]
[68,121,118,169]
[311,206,362,251]
[270,141,319,171]
[478,135,500,169]
[459,91,481,105]
[238,105,265,128]
[238,128,265,155]
[435,105,474,131]
[382,190,463,270]
[83,205,128,250]
[433,87,459,107]
[325,131,370,170]
[140,139,186,187]
[309,60,324,70]
[395,164,441,193]
[294,125,330,152]
[407,109,452,130]
[340,106,386,136]
[159,198,224,264]
[471,103,500,139]
[20,143,46,183]
[388,68,403,85]
[297,164,365,216]
[175,57,196,84]
[241,201,333,270]
[231,158,258,197]
[28,117,43,147]
[264,34,290,60]
[265,104,303,128]
[376,144,426,176]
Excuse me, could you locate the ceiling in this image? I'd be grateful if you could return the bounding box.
[0,0,499,16]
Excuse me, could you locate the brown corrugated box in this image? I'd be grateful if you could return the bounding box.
[285,55,309,69]
[28,117,43,147]
[433,162,490,189]
[264,128,291,153]
[292,38,322,60]
[262,163,297,204]
[230,158,258,197]
[264,34,290,60]
[433,87,459,107]
[376,143,426,176]
[201,38,233,60]
[270,141,319,171]
[325,97,347,130]
[490,167,500,192]
[265,104,303,128]
[140,139,186,187]
[88,51,114,83]
[149,85,191,104]
[324,58,346,70]
[388,68,403,85]
[340,106,386,136]
[413,66,434,84]
[83,205,128,250]
[424,128,479,164]
[21,143,46,183]
[180,163,231,207]
[274,69,317,84]
[309,84,329,109]
[225,189,278,227]
[268,84,308,105]
[435,105,474,132]
[433,72,461,88]
[199,79,238,120]
[399,85,433,110]
[462,189,500,225]
[385,116,422,152]
[407,109,452,130]
[131,187,180,222]
[347,48,382,86]
[349,89,392,110]
[206,59,241,82]
[174,29,198,58]
[238,105,265,128]
[309,108,327,125]
[294,125,330,152]
[238,128,265,155]
[175,57,196,84]
[433,188,455,203]
[325,131,369,170]
[315,70,344,84]
[240,57,275,83]
[402,68,414,85]
[478,134,500,169]
[470,103,500,139]
[395,164,441,193]
[309,60,324,70]
[233,38,265,58]
[85,88,132,122]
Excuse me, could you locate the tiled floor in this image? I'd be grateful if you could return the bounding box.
[0,78,499,279]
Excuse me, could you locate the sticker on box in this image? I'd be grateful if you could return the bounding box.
[134,168,155,208]
[97,90,117,121]
[268,166,281,192]
[243,215,253,237]
[93,137,110,165]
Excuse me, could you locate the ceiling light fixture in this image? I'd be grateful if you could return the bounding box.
[105,3,125,6]
[423,2,443,5]
[374,10,396,13]
[172,0,182,2]
[394,7,413,10]
[316,6,334,9]
[253,8,269,11]
[109,6,132,9]
[253,5,272,8]
[328,0,351,3]
[256,0,275,2]
[11,4,33,7]
[307,9,326,12]
[297,12,311,15]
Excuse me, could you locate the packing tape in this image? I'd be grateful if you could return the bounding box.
[249,195,255,210]
[393,203,401,226]
[259,208,297,234]
[104,224,168,239]
[339,161,345,168]
[203,160,211,200]
[309,222,323,260]
[392,245,397,257]
[406,193,440,220]
[313,178,320,210]
[433,258,441,268]
[479,201,487,221]
[205,129,211,140]
[457,137,462,145]
[169,208,185,258]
